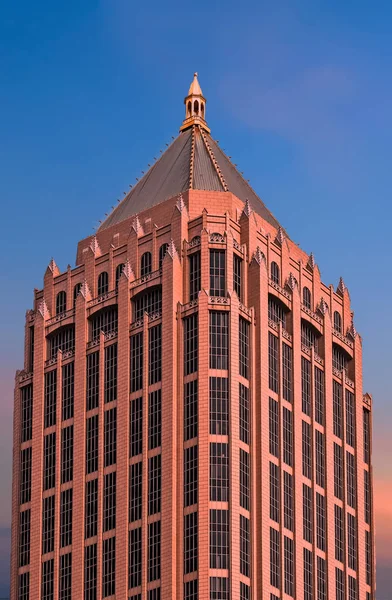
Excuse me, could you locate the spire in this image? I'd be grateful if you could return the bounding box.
[180,73,210,133]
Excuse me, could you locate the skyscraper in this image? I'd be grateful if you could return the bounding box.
[12,74,375,600]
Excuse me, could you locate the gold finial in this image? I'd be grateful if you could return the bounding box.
[180,72,210,133]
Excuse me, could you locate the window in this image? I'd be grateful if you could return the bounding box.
[159,243,169,271]
[240,582,250,600]
[210,377,229,435]
[348,576,357,600]
[347,513,357,570]
[210,509,229,569]
[102,537,115,597]
[184,380,198,441]
[104,343,117,402]
[184,314,198,375]
[97,271,109,296]
[240,448,250,510]
[62,361,74,421]
[149,324,162,384]
[240,515,250,577]
[84,543,97,599]
[268,296,286,327]
[149,588,161,600]
[43,432,56,491]
[347,451,357,508]
[103,472,116,532]
[73,282,82,307]
[148,454,161,515]
[317,556,327,600]
[184,445,198,507]
[268,332,279,393]
[59,553,72,600]
[61,425,73,483]
[189,251,201,301]
[301,356,311,415]
[315,430,325,488]
[314,367,324,425]
[60,488,73,548]
[239,317,250,378]
[133,287,162,320]
[21,385,33,443]
[210,442,229,501]
[130,461,142,522]
[104,408,116,467]
[284,536,294,597]
[333,380,343,438]
[19,509,30,567]
[130,396,143,457]
[283,471,294,531]
[18,572,30,600]
[239,383,250,444]
[210,311,228,369]
[335,505,344,561]
[20,446,32,504]
[336,568,345,600]
[184,580,198,600]
[148,389,161,449]
[56,291,67,315]
[86,414,98,474]
[363,408,370,464]
[91,307,118,341]
[115,263,125,289]
[270,462,280,523]
[304,549,313,600]
[210,249,225,296]
[141,252,152,277]
[303,484,312,542]
[130,332,143,392]
[334,443,343,499]
[49,326,75,359]
[86,351,99,411]
[334,310,342,333]
[42,559,54,600]
[283,407,293,466]
[184,511,198,574]
[366,530,372,586]
[233,253,242,299]
[302,421,312,479]
[303,286,311,309]
[148,521,161,581]
[316,493,326,551]
[271,261,280,284]
[85,478,98,538]
[282,343,292,401]
[270,527,280,588]
[210,577,229,600]
[269,397,279,457]
[301,321,319,352]
[333,344,347,372]
[129,527,142,588]
[44,370,57,428]
[364,469,371,524]
[28,325,35,371]
[346,389,355,447]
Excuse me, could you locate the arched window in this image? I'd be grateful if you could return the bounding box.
[140,252,152,278]
[56,291,66,315]
[271,261,280,285]
[97,271,109,296]
[334,311,342,333]
[115,263,125,289]
[201,102,205,118]
[73,283,82,307]
[159,243,169,271]
[303,287,311,310]
[187,101,192,116]
[194,100,199,115]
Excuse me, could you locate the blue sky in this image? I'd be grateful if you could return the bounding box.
[1,1,391,596]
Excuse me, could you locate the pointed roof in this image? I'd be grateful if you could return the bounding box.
[99,75,283,233]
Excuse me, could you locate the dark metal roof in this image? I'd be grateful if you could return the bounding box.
[99,125,282,231]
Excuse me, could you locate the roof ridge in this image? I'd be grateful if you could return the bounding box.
[199,126,229,192]
[189,125,196,189]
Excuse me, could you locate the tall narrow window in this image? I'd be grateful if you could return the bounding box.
[268,296,286,327]
[102,537,116,598]
[284,536,294,597]
[302,421,312,479]
[334,504,344,562]
[184,445,198,507]
[301,357,311,415]
[283,471,294,531]
[270,527,280,588]
[59,553,72,600]
[345,390,355,447]
[86,351,99,411]
[21,385,33,443]
[347,451,357,508]
[210,249,225,296]
[363,408,370,464]
[148,389,161,449]
[103,472,116,532]
[44,370,57,428]
[90,307,118,341]
[334,311,342,333]
[348,576,357,600]
[282,343,292,401]
[239,317,250,378]
[336,568,345,600]
[60,488,73,548]
[184,380,198,441]
[347,513,357,570]
[20,447,32,505]
[269,397,279,458]
[184,580,198,600]
[210,578,229,599]
[240,448,250,510]
[184,512,198,574]
[41,559,54,600]
[97,271,109,296]
[56,291,67,315]
[84,543,97,600]
[61,425,74,483]
[133,287,162,320]
[333,345,347,372]
[209,311,228,369]
[86,415,98,474]
[62,362,74,421]
[104,407,117,467]
[43,432,56,491]
[301,321,319,352]
[141,252,152,277]
[210,509,229,569]
[240,515,250,577]
[304,549,313,600]
[233,253,242,299]
[85,479,98,539]
[130,332,143,392]
[314,366,325,425]
[130,396,143,457]
[19,509,31,567]
[317,556,327,600]
[333,381,343,438]
[303,286,311,309]
[303,484,312,542]
[240,582,250,600]
[130,461,142,522]
[366,530,372,586]
[283,407,293,466]
[210,442,229,501]
[19,571,29,600]
[209,377,229,435]
[271,261,280,285]
[28,325,35,371]
[334,443,343,499]
[115,263,125,289]
[268,332,279,393]
[104,343,117,403]
[159,243,169,271]
[189,251,201,301]
[270,462,280,523]
[148,521,161,581]
[316,493,326,551]
[239,383,249,444]
[148,454,161,515]
[184,314,198,375]
[149,324,162,384]
[315,430,325,488]
[364,469,371,524]
[49,326,75,359]
[129,527,142,588]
